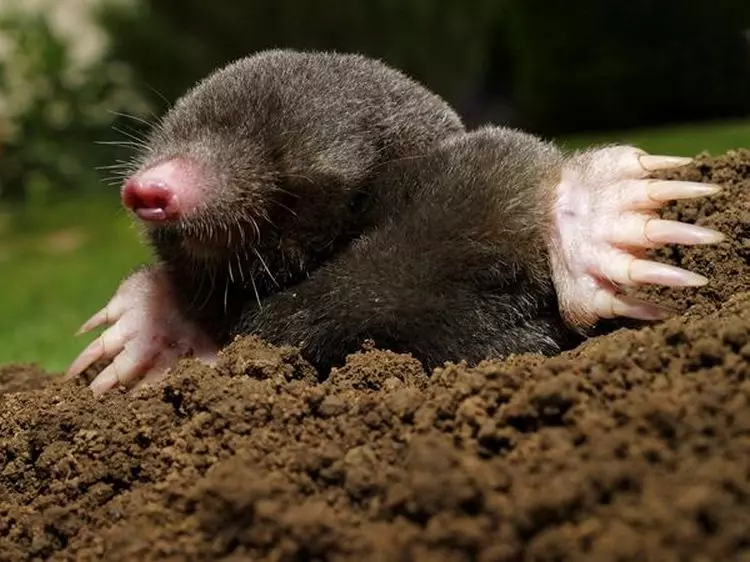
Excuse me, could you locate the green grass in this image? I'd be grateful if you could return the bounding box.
[0,118,748,373]
[557,117,750,156]
[0,193,149,373]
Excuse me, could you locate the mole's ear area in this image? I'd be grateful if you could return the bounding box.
[547,145,724,329]
[308,139,379,187]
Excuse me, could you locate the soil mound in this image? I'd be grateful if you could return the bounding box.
[1,150,749,561]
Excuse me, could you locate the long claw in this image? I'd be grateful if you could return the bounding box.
[645,220,725,246]
[89,363,122,398]
[647,180,721,203]
[75,286,137,335]
[627,180,722,209]
[89,346,153,397]
[628,259,708,287]
[76,307,110,335]
[638,154,693,172]
[610,217,725,247]
[594,290,674,320]
[65,337,106,380]
[65,323,129,380]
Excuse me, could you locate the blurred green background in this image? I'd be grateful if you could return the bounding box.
[1,0,749,372]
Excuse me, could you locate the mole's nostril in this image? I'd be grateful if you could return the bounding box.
[122,179,179,222]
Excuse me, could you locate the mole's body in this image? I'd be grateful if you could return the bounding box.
[67,50,724,395]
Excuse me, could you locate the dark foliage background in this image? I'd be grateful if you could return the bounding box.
[1,0,749,203]
[502,0,750,133]
[102,0,750,134]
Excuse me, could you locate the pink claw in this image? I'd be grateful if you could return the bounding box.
[606,215,724,248]
[642,220,724,246]
[76,308,109,336]
[549,146,724,329]
[67,267,219,396]
[626,259,708,287]
[637,154,693,172]
[65,330,122,380]
[88,345,154,397]
[594,290,674,321]
[638,180,721,208]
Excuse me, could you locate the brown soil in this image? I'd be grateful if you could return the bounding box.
[1,150,749,562]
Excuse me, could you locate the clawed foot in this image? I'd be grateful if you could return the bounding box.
[65,267,218,396]
[549,146,724,329]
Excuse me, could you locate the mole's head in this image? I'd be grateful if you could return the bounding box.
[120,51,380,267]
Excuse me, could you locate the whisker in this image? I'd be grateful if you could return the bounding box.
[145,83,172,109]
[271,200,298,218]
[253,248,280,287]
[99,173,129,182]
[239,223,247,247]
[223,278,229,314]
[250,274,262,310]
[237,251,246,283]
[101,170,130,179]
[278,172,315,185]
[257,211,277,230]
[107,109,153,128]
[94,140,146,149]
[228,255,236,284]
[251,217,261,241]
[268,185,300,198]
[196,261,217,310]
[96,161,133,171]
[112,125,150,146]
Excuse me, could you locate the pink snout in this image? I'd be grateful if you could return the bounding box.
[121,158,205,222]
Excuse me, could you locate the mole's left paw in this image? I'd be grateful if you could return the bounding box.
[548,145,724,330]
[65,267,218,397]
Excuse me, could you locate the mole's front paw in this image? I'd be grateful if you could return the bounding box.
[548,145,724,330]
[65,267,218,396]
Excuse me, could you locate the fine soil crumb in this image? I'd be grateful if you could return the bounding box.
[1,150,749,561]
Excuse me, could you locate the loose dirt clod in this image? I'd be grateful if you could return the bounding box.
[1,150,749,561]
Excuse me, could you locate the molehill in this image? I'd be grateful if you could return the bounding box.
[1,149,749,561]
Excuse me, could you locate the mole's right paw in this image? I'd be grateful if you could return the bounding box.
[548,146,724,330]
[65,267,218,397]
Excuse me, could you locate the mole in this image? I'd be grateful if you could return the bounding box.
[65,49,725,396]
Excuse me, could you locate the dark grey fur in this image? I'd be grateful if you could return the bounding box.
[131,49,580,373]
